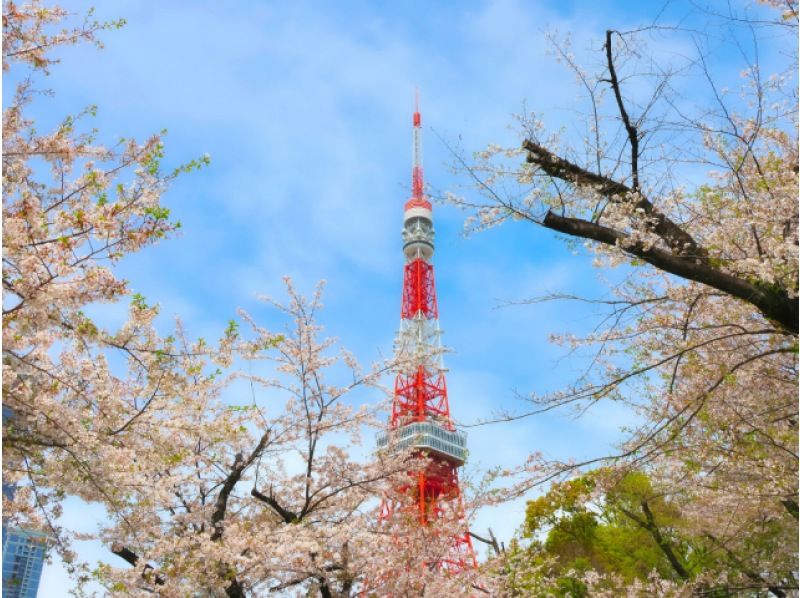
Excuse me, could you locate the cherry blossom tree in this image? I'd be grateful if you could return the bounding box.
[3,0,218,569]
[90,281,384,596]
[2,7,492,595]
[446,1,798,594]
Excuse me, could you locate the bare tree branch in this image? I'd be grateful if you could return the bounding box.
[541,211,798,332]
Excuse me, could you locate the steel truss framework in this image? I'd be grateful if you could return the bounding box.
[376,98,477,588]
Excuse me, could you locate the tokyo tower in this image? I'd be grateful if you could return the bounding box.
[376,94,477,575]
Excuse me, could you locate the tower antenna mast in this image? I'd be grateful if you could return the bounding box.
[376,91,477,580]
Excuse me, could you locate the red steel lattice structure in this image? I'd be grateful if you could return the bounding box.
[376,95,476,576]
[401,259,437,320]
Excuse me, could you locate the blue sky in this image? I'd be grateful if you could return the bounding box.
[6,0,787,593]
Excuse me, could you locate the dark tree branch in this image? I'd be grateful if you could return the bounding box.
[781,498,798,520]
[616,502,689,580]
[639,500,690,581]
[269,577,308,593]
[524,139,628,195]
[251,486,299,523]
[225,579,245,598]
[211,432,270,541]
[111,543,140,567]
[704,533,787,598]
[469,528,504,555]
[542,211,798,333]
[209,432,269,598]
[604,30,640,191]
[318,578,333,598]
[267,566,345,596]
[111,543,165,586]
[523,139,705,260]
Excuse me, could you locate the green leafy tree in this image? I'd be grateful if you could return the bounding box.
[509,471,716,596]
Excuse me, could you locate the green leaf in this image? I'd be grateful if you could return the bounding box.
[131,293,148,310]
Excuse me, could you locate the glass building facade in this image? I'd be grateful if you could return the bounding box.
[2,526,48,597]
[2,454,48,598]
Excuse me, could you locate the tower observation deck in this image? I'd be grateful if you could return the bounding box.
[377,95,477,576]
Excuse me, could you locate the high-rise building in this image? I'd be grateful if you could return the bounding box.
[2,410,48,598]
[2,526,48,598]
[376,96,477,574]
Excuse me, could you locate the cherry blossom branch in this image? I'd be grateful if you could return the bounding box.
[702,532,790,598]
[523,139,705,259]
[469,528,504,555]
[110,544,165,587]
[541,211,798,332]
[250,487,298,523]
[211,432,271,540]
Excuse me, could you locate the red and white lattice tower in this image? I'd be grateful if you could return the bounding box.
[376,94,477,575]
